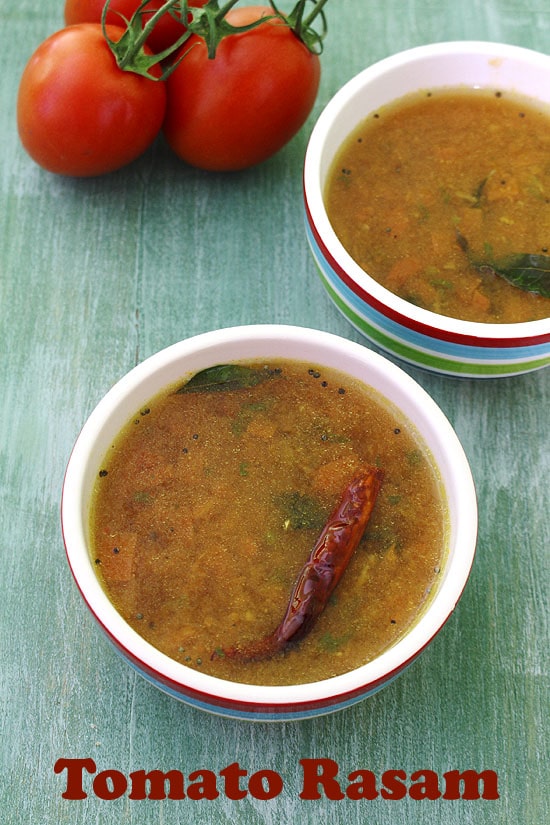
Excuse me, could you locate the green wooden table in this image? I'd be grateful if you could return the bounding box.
[1,1,548,822]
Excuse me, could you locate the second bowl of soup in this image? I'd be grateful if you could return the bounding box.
[304,42,550,377]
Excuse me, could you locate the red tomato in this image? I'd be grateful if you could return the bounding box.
[163,5,321,171]
[64,0,208,54]
[17,24,167,177]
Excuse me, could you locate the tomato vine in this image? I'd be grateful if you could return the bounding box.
[103,0,330,79]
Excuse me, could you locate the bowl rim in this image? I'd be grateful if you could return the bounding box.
[303,40,550,345]
[61,324,477,710]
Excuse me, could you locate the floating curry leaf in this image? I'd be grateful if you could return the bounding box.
[455,229,470,255]
[231,400,270,436]
[476,254,550,298]
[277,491,326,530]
[318,631,352,653]
[176,364,280,394]
[456,231,550,298]
[471,176,488,207]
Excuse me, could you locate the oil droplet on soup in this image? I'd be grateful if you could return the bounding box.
[90,359,448,685]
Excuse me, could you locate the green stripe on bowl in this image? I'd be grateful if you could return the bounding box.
[317,269,550,377]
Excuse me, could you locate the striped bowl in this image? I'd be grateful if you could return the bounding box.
[303,42,550,378]
[61,326,477,721]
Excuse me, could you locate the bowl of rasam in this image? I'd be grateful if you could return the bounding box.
[62,325,477,721]
[304,42,550,377]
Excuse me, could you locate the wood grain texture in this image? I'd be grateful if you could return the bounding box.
[1,1,548,823]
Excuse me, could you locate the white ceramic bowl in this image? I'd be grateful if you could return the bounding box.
[304,42,550,377]
[61,325,477,721]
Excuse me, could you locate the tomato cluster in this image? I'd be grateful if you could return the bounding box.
[16,1,322,176]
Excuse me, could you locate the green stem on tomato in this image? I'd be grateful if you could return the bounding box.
[135,0,188,58]
[102,0,192,78]
[301,0,330,28]
[103,0,329,79]
[185,0,280,59]
[271,0,329,52]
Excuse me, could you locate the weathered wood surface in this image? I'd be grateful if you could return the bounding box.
[1,1,548,822]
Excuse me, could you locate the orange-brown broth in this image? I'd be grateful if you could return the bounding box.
[325,88,550,323]
[90,359,447,685]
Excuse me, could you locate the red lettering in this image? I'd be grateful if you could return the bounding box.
[380,769,407,800]
[409,769,441,800]
[128,769,185,800]
[248,769,283,800]
[187,769,219,800]
[346,769,378,800]
[219,762,248,800]
[443,769,499,800]
[92,769,127,800]
[54,758,96,800]
[300,758,345,800]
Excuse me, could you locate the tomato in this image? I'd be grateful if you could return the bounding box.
[17,24,167,177]
[162,5,321,171]
[64,0,207,54]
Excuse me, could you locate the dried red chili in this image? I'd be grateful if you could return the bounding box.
[217,466,384,663]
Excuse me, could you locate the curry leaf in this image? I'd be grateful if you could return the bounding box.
[456,231,550,298]
[477,254,550,298]
[176,363,280,394]
[277,492,326,530]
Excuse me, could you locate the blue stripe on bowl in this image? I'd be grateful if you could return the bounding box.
[305,218,550,377]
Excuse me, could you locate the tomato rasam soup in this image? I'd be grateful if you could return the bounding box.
[324,88,550,323]
[90,359,448,686]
